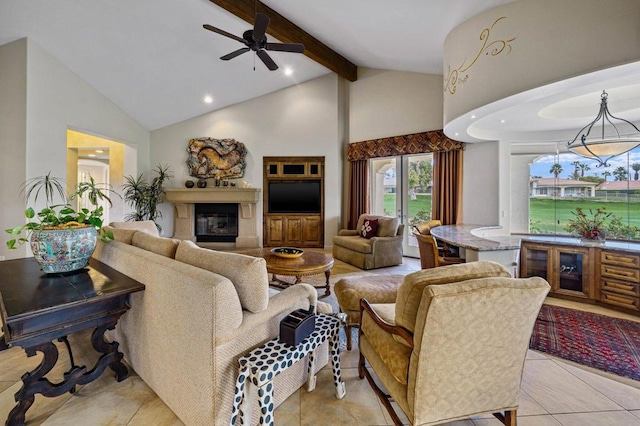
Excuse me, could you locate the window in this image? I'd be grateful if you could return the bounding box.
[529,147,640,240]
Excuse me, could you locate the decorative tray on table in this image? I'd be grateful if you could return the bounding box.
[270,247,304,259]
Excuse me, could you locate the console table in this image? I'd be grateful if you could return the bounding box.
[0,258,145,426]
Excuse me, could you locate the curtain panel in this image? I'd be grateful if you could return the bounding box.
[347,159,369,229]
[346,130,464,227]
[432,149,463,225]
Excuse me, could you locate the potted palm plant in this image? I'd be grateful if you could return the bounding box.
[5,172,118,273]
[122,164,172,232]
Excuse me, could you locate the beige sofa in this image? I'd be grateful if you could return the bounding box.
[93,222,328,426]
[332,214,404,270]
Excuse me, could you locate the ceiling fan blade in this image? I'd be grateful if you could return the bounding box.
[257,50,278,71]
[220,48,250,60]
[265,43,305,53]
[252,13,270,42]
[203,24,245,44]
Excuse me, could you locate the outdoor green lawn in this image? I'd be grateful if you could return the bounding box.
[530,197,640,233]
[384,193,640,236]
[383,194,431,219]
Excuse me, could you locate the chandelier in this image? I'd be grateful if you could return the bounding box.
[567,91,640,167]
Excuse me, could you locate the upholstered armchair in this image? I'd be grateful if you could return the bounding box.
[358,261,550,425]
[332,214,404,270]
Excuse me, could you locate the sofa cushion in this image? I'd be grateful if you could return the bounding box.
[176,241,269,313]
[332,235,373,254]
[355,214,399,238]
[109,220,159,237]
[377,216,399,237]
[360,218,378,238]
[395,261,511,333]
[132,232,180,258]
[103,226,137,244]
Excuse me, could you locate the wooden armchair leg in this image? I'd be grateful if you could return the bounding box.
[345,325,352,351]
[493,410,517,426]
[358,352,366,379]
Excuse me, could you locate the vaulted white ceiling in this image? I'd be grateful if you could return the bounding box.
[0,0,515,131]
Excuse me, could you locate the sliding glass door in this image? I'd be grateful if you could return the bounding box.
[370,154,433,258]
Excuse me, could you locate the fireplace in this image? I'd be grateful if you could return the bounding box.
[195,203,238,242]
[164,188,260,248]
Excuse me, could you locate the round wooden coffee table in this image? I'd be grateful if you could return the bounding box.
[241,248,334,297]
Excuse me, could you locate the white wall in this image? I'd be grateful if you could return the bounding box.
[150,73,344,246]
[462,141,499,225]
[0,38,151,260]
[349,68,443,142]
[0,39,28,259]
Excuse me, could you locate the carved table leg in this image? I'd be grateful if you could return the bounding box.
[91,322,128,382]
[7,342,59,426]
[324,270,331,297]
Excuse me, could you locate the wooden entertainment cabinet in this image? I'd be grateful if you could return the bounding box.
[263,156,324,248]
[520,239,640,315]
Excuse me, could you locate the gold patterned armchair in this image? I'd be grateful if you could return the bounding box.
[332,214,404,270]
[358,261,550,425]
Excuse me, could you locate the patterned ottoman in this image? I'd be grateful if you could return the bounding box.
[334,274,404,350]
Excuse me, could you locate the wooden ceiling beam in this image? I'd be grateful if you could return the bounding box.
[208,0,358,81]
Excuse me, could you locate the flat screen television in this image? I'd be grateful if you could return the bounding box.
[268,181,321,214]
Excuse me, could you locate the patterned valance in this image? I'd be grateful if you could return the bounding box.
[347,130,464,162]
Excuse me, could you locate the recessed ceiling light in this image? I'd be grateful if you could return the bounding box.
[500,119,506,124]
[455,132,459,136]
[204,95,213,104]
[88,154,96,157]
[95,149,104,154]
[470,115,476,119]
[284,67,293,76]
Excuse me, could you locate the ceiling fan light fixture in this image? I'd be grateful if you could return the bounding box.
[203,13,305,71]
[567,91,640,167]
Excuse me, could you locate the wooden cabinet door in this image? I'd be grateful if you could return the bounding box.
[266,216,284,247]
[302,216,323,246]
[284,217,302,246]
[520,242,552,281]
[552,246,592,299]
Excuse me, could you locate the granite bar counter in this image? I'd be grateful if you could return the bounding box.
[430,225,522,274]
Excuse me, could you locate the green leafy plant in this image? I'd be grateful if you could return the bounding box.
[122,164,173,231]
[564,207,611,240]
[5,172,118,249]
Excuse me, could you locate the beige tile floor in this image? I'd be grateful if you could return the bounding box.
[1,255,640,425]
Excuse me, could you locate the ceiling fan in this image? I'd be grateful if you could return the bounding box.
[203,13,305,71]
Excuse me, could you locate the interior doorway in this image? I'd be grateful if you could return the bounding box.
[370,154,433,258]
[66,129,127,225]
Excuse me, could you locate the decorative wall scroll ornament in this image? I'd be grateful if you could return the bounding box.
[443,16,516,95]
[187,138,247,179]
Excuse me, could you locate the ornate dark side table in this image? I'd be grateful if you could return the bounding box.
[0,258,145,426]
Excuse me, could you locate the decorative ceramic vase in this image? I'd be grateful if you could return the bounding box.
[197,179,207,188]
[185,180,195,188]
[30,226,98,273]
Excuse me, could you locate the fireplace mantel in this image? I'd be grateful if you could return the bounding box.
[164,188,259,204]
[164,188,261,248]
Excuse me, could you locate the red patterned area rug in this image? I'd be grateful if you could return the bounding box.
[529,304,640,381]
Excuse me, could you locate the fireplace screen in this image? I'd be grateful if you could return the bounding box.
[195,203,238,242]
